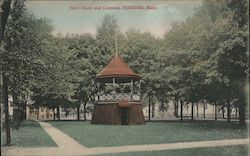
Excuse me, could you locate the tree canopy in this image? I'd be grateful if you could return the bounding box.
[2,0,248,126]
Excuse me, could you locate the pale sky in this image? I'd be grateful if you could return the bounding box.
[26,0,202,38]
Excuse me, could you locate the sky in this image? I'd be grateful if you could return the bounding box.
[26,0,202,38]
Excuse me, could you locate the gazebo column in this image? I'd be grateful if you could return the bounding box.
[139,80,142,100]
[97,82,100,101]
[113,78,116,100]
[130,79,133,100]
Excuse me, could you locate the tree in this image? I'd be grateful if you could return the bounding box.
[201,0,248,125]
[31,35,75,120]
[2,0,59,125]
[1,0,12,146]
[95,15,119,68]
[63,34,96,120]
[160,0,248,125]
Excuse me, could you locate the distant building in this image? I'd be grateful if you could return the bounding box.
[142,101,239,120]
[1,96,56,122]
[1,96,14,124]
[27,106,55,120]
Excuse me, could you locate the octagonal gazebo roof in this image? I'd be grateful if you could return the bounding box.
[96,56,141,83]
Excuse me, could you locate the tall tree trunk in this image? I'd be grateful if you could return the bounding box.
[37,108,39,120]
[227,100,231,123]
[12,89,20,129]
[191,102,194,121]
[3,74,11,145]
[77,105,80,120]
[174,100,179,118]
[83,101,87,121]
[180,100,183,121]
[12,89,18,121]
[214,102,217,120]
[20,103,25,122]
[1,1,12,145]
[152,102,155,118]
[23,98,27,120]
[203,103,206,118]
[77,87,81,121]
[238,81,246,126]
[222,106,225,119]
[160,100,164,111]
[196,104,199,118]
[57,106,60,120]
[148,95,151,121]
[176,101,179,118]
[235,107,238,118]
[65,108,68,118]
[0,0,11,39]
[53,108,55,120]
[17,95,21,126]
[239,101,245,126]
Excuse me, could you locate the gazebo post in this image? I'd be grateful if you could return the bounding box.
[97,82,100,101]
[113,78,116,100]
[139,80,142,100]
[130,79,133,100]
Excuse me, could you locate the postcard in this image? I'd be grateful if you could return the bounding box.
[1,0,249,155]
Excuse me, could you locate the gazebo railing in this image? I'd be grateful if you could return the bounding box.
[95,93,140,102]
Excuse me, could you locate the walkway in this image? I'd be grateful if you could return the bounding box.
[1,122,249,156]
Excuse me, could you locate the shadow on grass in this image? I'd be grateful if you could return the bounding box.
[150,120,246,131]
[1,120,57,147]
[46,119,246,131]
[18,120,41,127]
[2,120,41,130]
[45,119,89,122]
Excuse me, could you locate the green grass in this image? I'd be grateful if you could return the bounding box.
[98,145,249,156]
[49,120,247,147]
[1,120,56,147]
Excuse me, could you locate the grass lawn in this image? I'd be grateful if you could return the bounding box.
[49,120,247,147]
[98,145,249,156]
[1,120,56,147]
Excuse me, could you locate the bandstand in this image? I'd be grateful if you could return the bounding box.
[91,56,145,125]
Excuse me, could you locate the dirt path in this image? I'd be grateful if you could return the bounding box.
[1,122,248,156]
[39,122,88,151]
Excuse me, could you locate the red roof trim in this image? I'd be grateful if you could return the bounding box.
[96,56,141,79]
[96,74,141,79]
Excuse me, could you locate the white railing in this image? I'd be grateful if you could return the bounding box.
[95,93,140,101]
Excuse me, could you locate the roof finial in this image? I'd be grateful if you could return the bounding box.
[115,25,118,57]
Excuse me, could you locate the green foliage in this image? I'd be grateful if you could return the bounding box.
[159,0,248,109]
[95,15,119,68]
[2,0,247,123]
